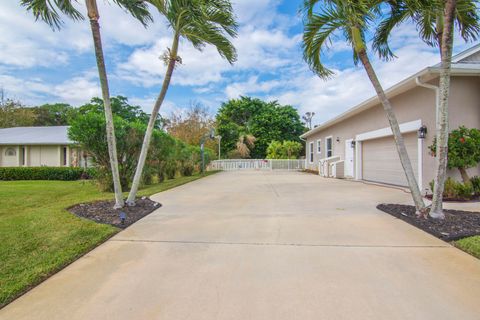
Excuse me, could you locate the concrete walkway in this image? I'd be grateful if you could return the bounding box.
[2,171,480,320]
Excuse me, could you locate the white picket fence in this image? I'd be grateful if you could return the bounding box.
[208,159,306,171]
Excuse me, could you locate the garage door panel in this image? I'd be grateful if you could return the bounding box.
[362,133,418,186]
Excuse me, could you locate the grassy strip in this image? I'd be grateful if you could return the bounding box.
[0,171,218,307]
[454,236,480,259]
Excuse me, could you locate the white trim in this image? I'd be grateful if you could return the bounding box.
[355,119,421,142]
[316,139,322,154]
[308,141,314,164]
[355,141,362,180]
[325,136,333,158]
[418,138,423,191]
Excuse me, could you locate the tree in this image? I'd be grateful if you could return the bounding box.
[216,97,306,158]
[302,0,426,214]
[429,126,480,183]
[32,103,76,126]
[266,140,303,159]
[22,0,152,209]
[236,134,256,158]
[23,0,151,208]
[165,101,216,149]
[127,0,238,205]
[374,0,479,218]
[0,100,36,128]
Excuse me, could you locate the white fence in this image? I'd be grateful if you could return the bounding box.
[208,159,306,171]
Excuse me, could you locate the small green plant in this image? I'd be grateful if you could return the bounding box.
[430,177,475,200]
[180,161,195,176]
[165,160,177,179]
[470,176,480,195]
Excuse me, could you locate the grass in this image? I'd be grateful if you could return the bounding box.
[0,171,218,307]
[454,236,480,259]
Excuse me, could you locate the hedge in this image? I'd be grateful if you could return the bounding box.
[0,167,96,181]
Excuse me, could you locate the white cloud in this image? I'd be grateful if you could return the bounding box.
[225,76,282,98]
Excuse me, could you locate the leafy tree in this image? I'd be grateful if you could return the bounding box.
[165,102,216,150]
[374,0,479,218]
[216,97,306,158]
[302,0,426,213]
[22,0,152,209]
[32,103,76,126]
[78,96,163,128]
[0,100,36,128]
[127,0,238,205]
[266,140,303,159]
[429,126,480,183]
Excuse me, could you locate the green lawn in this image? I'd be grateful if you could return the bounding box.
[454,236,480,259]
[0,172,217,307]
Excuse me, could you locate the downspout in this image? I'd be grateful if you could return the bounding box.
[415,76,439,192]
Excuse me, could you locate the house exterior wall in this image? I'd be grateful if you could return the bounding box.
[0,144,79,167]
[305,76,480,189]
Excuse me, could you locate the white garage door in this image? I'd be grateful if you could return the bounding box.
[362,133,418,186]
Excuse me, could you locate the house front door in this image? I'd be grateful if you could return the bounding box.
[344,139,354,177]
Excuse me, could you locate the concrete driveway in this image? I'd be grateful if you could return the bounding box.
[2,171,480,320]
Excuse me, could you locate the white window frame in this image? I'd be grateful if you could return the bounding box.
[309,141,314,163]
[316,139,322,154]
[325,136,333,158]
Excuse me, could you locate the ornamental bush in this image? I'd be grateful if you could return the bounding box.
[0,167,94,181]
[429,126,480,183]
[429,177,475,200]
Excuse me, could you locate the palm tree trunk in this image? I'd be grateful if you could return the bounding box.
[357,49,426,214]
[126,33,180,205]
[431,0,456,219]
[86,0,124,209]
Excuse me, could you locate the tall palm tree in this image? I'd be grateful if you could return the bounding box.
[302,0,427,213]
[373,0,479,218]
[22,0,152,208]
[126,0,238,205]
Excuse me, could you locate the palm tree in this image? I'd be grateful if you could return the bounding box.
[373,0,479,218]
[236,134,256,158]
[126,0,238,205]
[22,0,152,208]
[302,0,427,213]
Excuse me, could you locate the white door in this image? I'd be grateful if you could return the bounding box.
[344,139,354,177]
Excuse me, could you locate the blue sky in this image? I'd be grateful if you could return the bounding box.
[0,0,473,126]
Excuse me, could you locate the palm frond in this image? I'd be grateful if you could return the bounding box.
[112,0,153,27]
[20,0,84,30]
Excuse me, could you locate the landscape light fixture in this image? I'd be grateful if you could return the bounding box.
[418,125,427,139]
[119,211,126,225]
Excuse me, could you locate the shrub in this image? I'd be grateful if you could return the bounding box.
[165,160,177,179]
[430,177,474,200]
[180,161,195,176]
[470,176,480,195]
[0,167,91,181]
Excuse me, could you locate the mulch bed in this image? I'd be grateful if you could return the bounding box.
[69,197,161,228]
[377,203,480,241]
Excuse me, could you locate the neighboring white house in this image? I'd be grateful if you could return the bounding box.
[0,126,87,167]
[301,44,480,190]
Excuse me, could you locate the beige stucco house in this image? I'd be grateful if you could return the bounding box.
[301,44,480,192]
[0,126,87,167]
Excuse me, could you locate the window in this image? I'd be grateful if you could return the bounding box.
[326,136,333,157]
[309,142,314,163]
[5,148,16,157]
[316,139,321,154]
[63,147,67,166]
[20,147,25,166]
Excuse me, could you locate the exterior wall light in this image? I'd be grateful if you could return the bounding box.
[418,125,427,139]
[351,140,356,148]
[336,137,340,142]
